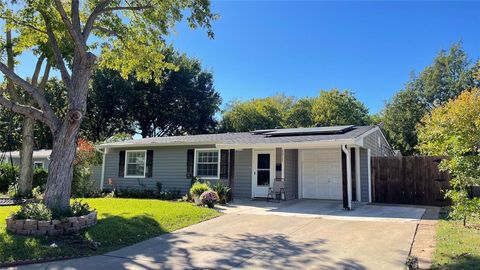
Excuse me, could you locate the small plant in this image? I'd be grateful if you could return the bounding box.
[405,256,419,270]
[210,181,231,204]
[32,168,48,190]
[13,202,52,220]
[31,186,43,199]
[190,181,210,197]
[200,190,219,208]
[0,163,18,193]
[70,200,93,217]
[7,183,19,199]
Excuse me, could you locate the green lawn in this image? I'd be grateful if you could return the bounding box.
[0,198,220,263]
[432,213,480,270]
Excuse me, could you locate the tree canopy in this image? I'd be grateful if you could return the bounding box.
[83,50,221,141]
[417,88,480,225]
[379,43,479,155]
[220,89,369,132]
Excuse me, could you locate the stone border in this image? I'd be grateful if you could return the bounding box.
[5,211,97,236]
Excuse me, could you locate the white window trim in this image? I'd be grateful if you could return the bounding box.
[33,161,44,169]
[194,148,220,180]
[124,150,147,178]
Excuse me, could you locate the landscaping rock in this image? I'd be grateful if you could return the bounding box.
[5,211,98,236]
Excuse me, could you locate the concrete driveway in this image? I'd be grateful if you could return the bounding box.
[13,200,424,270]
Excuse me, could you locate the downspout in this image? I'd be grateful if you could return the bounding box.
[342,145,352,210]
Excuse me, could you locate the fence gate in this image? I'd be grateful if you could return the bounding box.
[371,156,451,206]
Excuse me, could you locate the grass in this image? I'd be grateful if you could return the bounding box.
[432,211,480,270]
[0,198,220,263]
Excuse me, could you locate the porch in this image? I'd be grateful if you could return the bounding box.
[230,145,372,210]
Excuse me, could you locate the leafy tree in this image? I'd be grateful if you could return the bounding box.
[103,133,134,144]
[311,89,369,126]
[0,0,215,211]
[381,43,477,155]
[83,50,221,141]
[417,89,480,226]
[220,95,294,132]
[285,97,315,128]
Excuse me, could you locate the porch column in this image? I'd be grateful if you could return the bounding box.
[342,145,352,210]
[355,147,361,201]
[367,149,372,202]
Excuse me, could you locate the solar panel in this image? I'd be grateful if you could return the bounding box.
[252,125,355,137]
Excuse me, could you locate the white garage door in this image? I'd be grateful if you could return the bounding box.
[301,149,342,200]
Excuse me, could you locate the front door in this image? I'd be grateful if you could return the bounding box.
[252,150,275,197]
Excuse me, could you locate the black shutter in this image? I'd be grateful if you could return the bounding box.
[146,150,154,178]
[119,150,126,177]
[228,149,235,197]
[220,150,229,179]
[186,149,194,178]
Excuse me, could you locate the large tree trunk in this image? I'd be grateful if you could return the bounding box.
[43,53,95,211]
[18,117,35,195]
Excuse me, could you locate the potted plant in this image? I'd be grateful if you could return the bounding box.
[211,181,231,205]
[189,181,210,205]
[200,190,219,208]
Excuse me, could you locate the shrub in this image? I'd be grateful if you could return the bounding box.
[70,200,93,217]
[32,168,48,190]
[210,181,231,204]
[200,190,219,208]
[190,181,210,197]
[13,202,52,220]
[0,163,19,193]
[71,166,97,198]
[7,184,19,199]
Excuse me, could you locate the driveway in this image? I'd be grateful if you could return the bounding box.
[14,200,424,270]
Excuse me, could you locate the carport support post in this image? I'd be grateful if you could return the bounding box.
[342,145,353,210]
[355,147,361,201]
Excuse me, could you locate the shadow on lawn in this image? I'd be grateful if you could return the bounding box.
[432,254,480,270]
[0,214,167,263]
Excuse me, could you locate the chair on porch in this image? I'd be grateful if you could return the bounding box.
[267,178,286,202]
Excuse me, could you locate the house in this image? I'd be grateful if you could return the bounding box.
[0,149,52,171]
[97,125,394,209]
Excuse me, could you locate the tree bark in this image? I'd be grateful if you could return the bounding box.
[43,52,95,211]
[18,117,35,195]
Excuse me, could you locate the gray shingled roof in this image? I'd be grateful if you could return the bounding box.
[99,126,376,148]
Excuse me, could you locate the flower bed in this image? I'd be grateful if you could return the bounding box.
[5,211,97,236]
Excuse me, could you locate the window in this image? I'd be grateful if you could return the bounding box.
[33,161,43,169]
[125,150,146,177]
[195,149,219,179]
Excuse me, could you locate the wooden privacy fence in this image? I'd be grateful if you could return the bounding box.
[371,156,451,206]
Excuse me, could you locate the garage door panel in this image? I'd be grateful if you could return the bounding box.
[301,149,342,200]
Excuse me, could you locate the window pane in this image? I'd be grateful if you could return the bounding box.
[257,154,270,169]
[197,164,218,177]
[126,151,146,176]
[257,170,270,186]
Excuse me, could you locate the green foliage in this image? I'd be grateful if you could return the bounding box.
[32,168,48,190]
[190,181,210,196]
[103,133,134,144]
[220,90,369,132]
[0,163,18,193]
[71,166,97,198]
[84,50,221,140]
[70,200,93,217]
[13,203,52,221]
[210,181,231,204]
[381,43,479,155]
[417,89,480,226]
[311,89,369,126]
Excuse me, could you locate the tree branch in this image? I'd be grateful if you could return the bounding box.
[52,0,86,53]
[41,13,71,88]
[0,15,47,34]
[31,56,45,88]
[104,5,153,12]
[83,0,114,39]
[0,61,60,130]
[38,62,51,93]
[71,0,81,33]
[0,91,57,131]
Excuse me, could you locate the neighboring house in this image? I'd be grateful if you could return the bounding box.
[98,125,394,209]
[0,149,52,171]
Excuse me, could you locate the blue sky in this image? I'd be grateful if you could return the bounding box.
[12,1,480,115]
